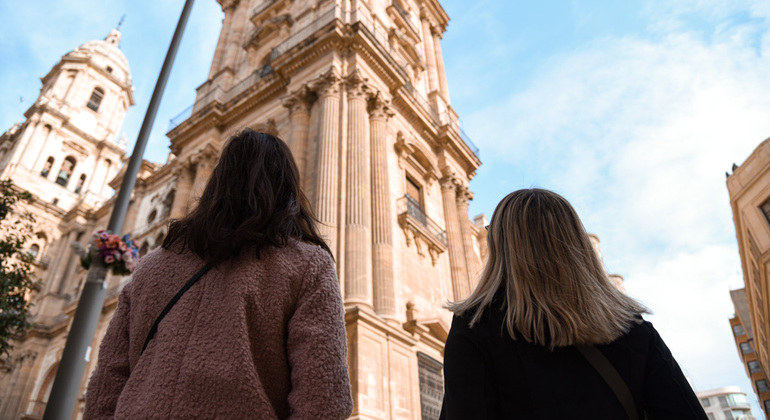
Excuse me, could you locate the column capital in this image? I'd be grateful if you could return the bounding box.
[440,175,459,192]
[368,92,394,120]
[345,70,370,100]
[455,187,474,207]
[311,68,342,98]
[282,85,314,114]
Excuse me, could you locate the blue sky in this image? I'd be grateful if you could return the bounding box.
[3,0,770,414]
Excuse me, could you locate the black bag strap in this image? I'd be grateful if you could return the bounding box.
[576,345,639,420]
[141,264,211,355]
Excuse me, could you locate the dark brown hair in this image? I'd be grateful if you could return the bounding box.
[163,129,330,265]
[447,188,648,348]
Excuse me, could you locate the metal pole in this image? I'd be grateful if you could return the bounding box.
[43,1,195,418]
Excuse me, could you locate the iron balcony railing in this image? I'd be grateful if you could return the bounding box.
[397,194,448,247]
[168,104,193,131]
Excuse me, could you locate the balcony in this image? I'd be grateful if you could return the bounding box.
[397,194,447,265]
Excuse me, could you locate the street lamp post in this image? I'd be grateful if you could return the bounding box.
[42,1,195,418]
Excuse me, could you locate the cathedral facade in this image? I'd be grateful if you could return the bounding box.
[0,0,484,419]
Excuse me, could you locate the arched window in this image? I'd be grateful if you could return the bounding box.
[86,87,105,112]
[74,174,86,194]
[55,156,76,187]
[147,209,157,225]
[41,157,55,178]
[28,244,40,259]
[139,242,149,257]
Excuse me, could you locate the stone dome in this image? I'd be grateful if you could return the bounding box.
[65,29,132,85]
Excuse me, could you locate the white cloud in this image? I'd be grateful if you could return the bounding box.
[464,0,770,405]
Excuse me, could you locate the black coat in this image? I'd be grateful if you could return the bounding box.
[439,306,709,420]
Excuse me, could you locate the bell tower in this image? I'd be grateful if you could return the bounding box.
[0,28,134,210]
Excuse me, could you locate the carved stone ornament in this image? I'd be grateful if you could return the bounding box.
[368,92,395,120]
[281,85,314,114]
[311,68,342,98]
[345,70,370,100]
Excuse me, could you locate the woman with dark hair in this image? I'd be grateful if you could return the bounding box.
[440,188,707,419]
[85,129,353,419]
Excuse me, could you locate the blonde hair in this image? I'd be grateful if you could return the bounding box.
[448,189,649,348]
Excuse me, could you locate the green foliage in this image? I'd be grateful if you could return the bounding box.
[0,179,40,359]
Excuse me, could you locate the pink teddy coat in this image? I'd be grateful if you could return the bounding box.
[84,241,353,419]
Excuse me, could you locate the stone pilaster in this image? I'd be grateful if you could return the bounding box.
[170,161,195,219]
[456,187,479,290]
[282,86,313,179]
[311,69,342,255]
[221,0,247,76]
[344,71,372,308]
[433,30,450,103]
[420,12,439,93]
[208,1,237,79]
[369,93,396,319]
[440,175,469,300]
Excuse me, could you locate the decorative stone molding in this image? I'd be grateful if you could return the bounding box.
[394,131,440,191]
[368,92,395,121]
[396,194,447,266]
[311,67,342,98]
[281,85,314,114]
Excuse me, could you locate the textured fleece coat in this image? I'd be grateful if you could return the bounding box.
[84,241,353,420]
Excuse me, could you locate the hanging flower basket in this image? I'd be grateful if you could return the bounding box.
[80,230,139,276]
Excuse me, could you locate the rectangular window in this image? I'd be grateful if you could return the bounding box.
[406,176,422,209]
[418,353,443,420]
[749,360,762,373]
[700,397,711,407]
[718,396,728,407]
[733,324,746,336]
[757,379,769,393]
[741,342,753,354]
[764,400,770,414]
[706,413,715,420]
[723,410,734,420]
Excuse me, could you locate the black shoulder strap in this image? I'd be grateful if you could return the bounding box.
[141,264,211,355]
[576,345,639,420]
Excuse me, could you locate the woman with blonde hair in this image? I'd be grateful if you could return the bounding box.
[440,188,707,419]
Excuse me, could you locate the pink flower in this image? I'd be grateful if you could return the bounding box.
[104,256,115,264]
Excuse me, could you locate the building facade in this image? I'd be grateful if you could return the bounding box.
[0,0,485,419]
[697,386,756,420]
[0,29,133,419]
[727,138,770,419]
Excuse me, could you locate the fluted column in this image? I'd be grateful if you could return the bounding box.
[170,161,194,219]
[369,94,396,319]
[282,86,313,178]
[344,72,372,308]
[433,30,451,103]
[207,2,237,79]
[221,0,247,74]
[456,188,479,290]
[312,70,342,255]
[441,175,469,300]
[421,14,439,93]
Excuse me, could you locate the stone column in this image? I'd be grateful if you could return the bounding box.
[208,1,237,79]
[440,175,469,300]
[18,118,43,171]
[369,94,396,319]
[221,0,247,74]
[312,70,342,255]
[170,161,195,219]
[420,14,439,93]
[282,86,313,178]
[456,188,479,290]
[433,30,451,103]
[344,72,372,308]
